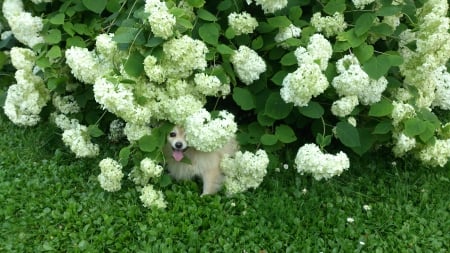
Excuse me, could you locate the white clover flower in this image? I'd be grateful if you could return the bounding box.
[65,47,110,84]
[98,158,124,192]
[280,62,328,107]
[247,0,288,14]
[144,55,166,84]
[274,24,302,48]
[108,119,125,142]
[363,204,371,211]
[295,143,350,180]
[162,35,208,79]
[185,109,237,152]
[161,95,204,126]
[391,101,416,126]
[93,77,154,125]
[2,0,44,47]
[418,139,450,167]
[129,158,163,186]
[352,0,376,9]
[62,124,100,158]
[221,149,269,195]
[10,47,35,71]
[228,12,258,35]
[52,95,80,114]
[331,96,359,117]
[311,12,348,37]
[230,45,266,85]
[392,132,416,157]
[432,66,450,110]
[307,34,333,71]
[144,0,176,39]
[193,73,230,97]
[140,185,167,209]
[347,217,355,223]
[3,70,50,126]
[123,122,152,143]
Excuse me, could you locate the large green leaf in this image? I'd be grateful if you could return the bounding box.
[198,23,220,45]
[275,125,297,143]
[298,101,324,119]
[82,0,107,14]
[124,51,144,78]
[368,98,394,117]
[264,92,293,120]
[232,87,255,111]
[139,135,158,153]
[324,0,346,15]
[336,122,360,148]
[355,13,376,36]
[404,118,427,137]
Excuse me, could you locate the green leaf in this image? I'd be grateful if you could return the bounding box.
[267,16,291,28]
[298,101,324,119]
[159,174,173,188]
[280,52,297,66]
[370,23,394,36]
[217,44,234,55]
[66,36,86,48]
[186,0,205,8]
[376,5,402,16]
[316,133,332,148]
[114,27,140,44]
[275,125,297,143]
[337,29,366,48]
[177,18,194,30]
[124,51,144,78]
[49,13,65,25]
[353,43,374,63]
[271,70,288,86]
[404,118,427,137]
[232,87,255,111]
[352,128,375,156]
[362,55,391,79]
[87,125,104,138]
[264,92,293,120]
[82,0,107,14]
[198,23,220,45]
[368,98,394,117]
[386,52,403,66]
[289,6,303,20]
[119,146,131,166]
[197,8,217,21]
[257,113,275,126]
[324,0,346,15]
[373,120,393,134]
[44,29,61,44]
[336,122,361,148]
[139,135,158,153]
[252,36,264,50]
[261,134,278,146]
[46,45,61,60]
[419,122,436,143]
[217,0,232,11]
[355,13,376,36]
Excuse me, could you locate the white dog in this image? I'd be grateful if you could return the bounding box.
[164,126,238,195]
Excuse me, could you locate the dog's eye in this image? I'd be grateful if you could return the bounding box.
[169,132,176,137]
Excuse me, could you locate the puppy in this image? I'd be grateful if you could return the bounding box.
[163,126,238,196]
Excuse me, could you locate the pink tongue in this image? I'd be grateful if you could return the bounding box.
[172,150,184,162]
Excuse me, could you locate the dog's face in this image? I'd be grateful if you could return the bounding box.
[167,126,188,162]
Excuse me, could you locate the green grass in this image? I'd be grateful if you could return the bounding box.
[0,114,449,252]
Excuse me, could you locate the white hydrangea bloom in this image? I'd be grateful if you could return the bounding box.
[418,139,450,167]
[221,149,269,195]
[383,14,403,30]
[230,45,266,85]
[3,70,50,126]
[274,24,302,48]
[108,119,125,142]
[123,122,152,143]
[144,0,176,39]
[392,132,416,157]
[144,55,166,84]
[10,47,35,71]
[193,73,230,97]
[165,79,196,98]
[61,123,99,158]
[432,66,450,110]
[311,12,348,37]
[295,143,350,180]
[98,158,124,192]
[307,34,333,71]
[129,158,163,186]
[228,12,258,35]
[65,47,110,84]
[139,185,167,209]
[352,0,376,9]
[2,0,44,47]
[247,0,288,13]
[96,33,123,62]
[185,109,237,152]
[52,95,80,114]
[391,101,416,126]
[331,95,359,117]
[161,95,204,126]
[162,35,208,79]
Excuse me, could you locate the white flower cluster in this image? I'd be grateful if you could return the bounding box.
[352,0,376,9]
[431,66,450,110]
[161,95,204,126]
[274,24,302,48]
[295,143,350,180]
[311,12,348,37]
[185,109,237,152]
[4,48,50,126]
[332,54,387,105]
[2,0,44,47]
[144,55,165,84]
[418,139,450,167]
[230,46,266,85]
[139,185,167,209]
[52,95,80,114]
[246,0,288,14]
[193,73,230,97]
[98,158,124,192]
[96,33,124,61]
[392,132,416,157]
[123,122,152,143]
[221,149,269,195]
[228,12,258,35]
[391,101,416,126]
[65,47,109,84]
[280,34,331,107]
[144,0,176,39]
[129,158,163,186]
[331,95,359,117]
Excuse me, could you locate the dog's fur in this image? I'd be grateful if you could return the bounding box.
[163,126,238,196]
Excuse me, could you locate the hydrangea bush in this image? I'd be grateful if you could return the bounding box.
[1,0,450,209]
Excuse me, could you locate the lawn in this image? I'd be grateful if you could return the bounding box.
[0,113,449,252]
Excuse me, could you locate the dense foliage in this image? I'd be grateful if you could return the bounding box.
[1,0,450,207]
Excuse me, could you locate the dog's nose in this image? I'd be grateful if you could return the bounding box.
[175,142,183,149]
